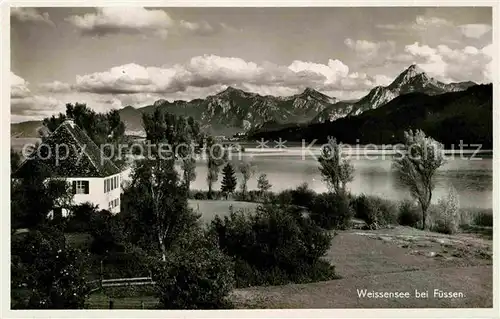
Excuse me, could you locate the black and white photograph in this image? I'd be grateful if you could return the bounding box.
[4,2,497,314]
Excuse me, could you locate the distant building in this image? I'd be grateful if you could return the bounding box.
[12,119,123,216]
[233,132,246,138]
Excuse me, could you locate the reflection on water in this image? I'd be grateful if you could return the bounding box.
[190,149,493,209]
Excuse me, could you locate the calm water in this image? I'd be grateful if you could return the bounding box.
[189,147,493,209]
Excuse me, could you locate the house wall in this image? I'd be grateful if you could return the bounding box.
[66,173,121,214]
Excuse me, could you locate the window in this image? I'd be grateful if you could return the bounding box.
[104,176,120,193]
[73,180,89,194]
[109,198,120,210]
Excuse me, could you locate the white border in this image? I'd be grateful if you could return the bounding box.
[1,1,498,318]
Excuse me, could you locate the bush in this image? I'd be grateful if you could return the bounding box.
[190,190,208,200]
[65,203,99,233]
[95,246,154,279]
[272,189,293,206]
[210,204,336,287]
[398,199,421,227]
[152,229,234,309]
[310,193,353,230]
[430,186,460,234]
[11,227,89,309]
[89,212,127,255]
[458,208,493,228]
[472,209,493,227]
[234,190,262,202]
[290,183,317,208]
[351,195,398,229]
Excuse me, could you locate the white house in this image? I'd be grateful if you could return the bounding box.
[13,119,124,216]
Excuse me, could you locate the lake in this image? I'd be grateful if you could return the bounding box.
[13,138,492,209]
[188,147,493,209]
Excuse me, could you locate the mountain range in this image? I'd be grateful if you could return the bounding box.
[11,65,481,138]
[251,84,493,149]
[312,64,476,123]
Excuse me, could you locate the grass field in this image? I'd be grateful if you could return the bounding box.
[85,225,492,309]
[188,199,260,224]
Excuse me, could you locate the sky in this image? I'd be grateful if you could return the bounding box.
[10,6,493,123]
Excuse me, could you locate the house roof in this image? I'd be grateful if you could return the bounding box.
[13,119,121,178]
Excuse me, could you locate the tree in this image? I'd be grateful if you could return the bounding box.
[238,161,255,195]
[435,185,460,234]
[220,163,237,198]
[206,137,227,199]
[142,110,203,190]
[318,137,354,195]
[153,228,235,309]
[393,129,446,230]
[257,173,272,199]
[11,227,89,309]
[124,157,200,261]
[11,164,73,230]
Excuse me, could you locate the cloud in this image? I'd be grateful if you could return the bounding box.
[344,39,396,61]
[71,55,387,96]
[10,73,66,121]
[39,81,73,93]
[66,7,226,38]
[10,7,54,26]
[377,15,452,32]
[66,7,173,38]
[288,59,349,85]
[14,54,393,121]
[11,72,31,98]
[459,24,492,38]
[377,15,492,42]
[412,16,452,30]
[401,42,492,83]
[14,40,491,123]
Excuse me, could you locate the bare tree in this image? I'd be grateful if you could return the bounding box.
[318,137,354,195]
[393,129,446,230]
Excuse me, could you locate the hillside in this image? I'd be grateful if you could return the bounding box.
[10,64,479,138]
[251,84,493,148]
[10,120,44,138]
[312,64,476,123]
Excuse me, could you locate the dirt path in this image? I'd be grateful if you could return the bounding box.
[232,227,493,308]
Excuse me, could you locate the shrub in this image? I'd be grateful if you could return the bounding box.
[430,186,460,234]
[472,209,493,227]
[276,190,293,205]
[290,183,317,208]
[152,229,234,309]
[398,199,421,227]
[458,208,493,228]
[11,227,89,309]
[310,193,353,230]
[89,211,127,255]
[64,203,99,233]
[95,246,154,279]
[351,195,398,229]
[210,204,336,287]
[190,190,208,200]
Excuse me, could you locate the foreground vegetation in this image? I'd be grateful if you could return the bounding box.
[11,105,492,309]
